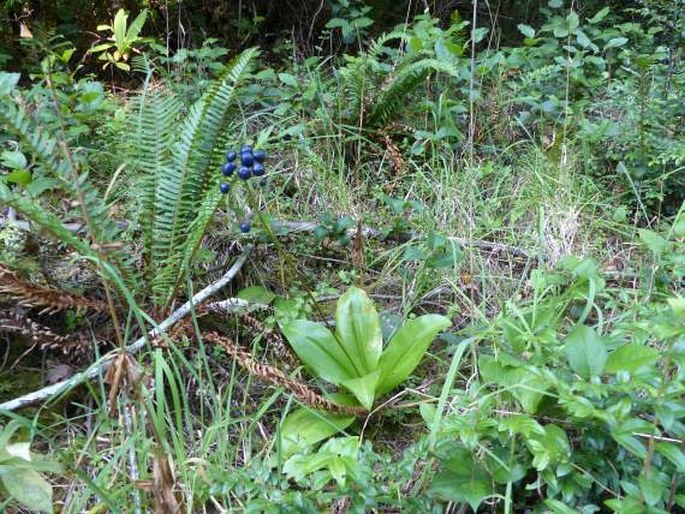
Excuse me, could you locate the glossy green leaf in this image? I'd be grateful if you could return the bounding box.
[545,499,579,513]
[639,473,665,506]
[377,314,451,394]
[280,320,356,385]
[280,408,354,458]
[0,72,20,97]
[1,150,27,169]
[517,23,536,38]
[564,325,607,379]
[1,468,53,513]
[237,285,276,305]
[113,9,128,46]
[127,9,147,40]
[429,471,490,511]
[334,287,382,376]
[605,343,659,373]
[656,442,685,472]
[7,169,31,186]
[341,370,380,410]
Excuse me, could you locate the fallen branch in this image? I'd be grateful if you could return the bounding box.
[270,221,532,258]
[0,246,253,412]
[2,213,531,259]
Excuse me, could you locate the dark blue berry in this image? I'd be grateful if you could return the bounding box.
[241,145,253,154]
[219,182,229,194]
[222,162,236,176]
[238,166,251,180]
[226,151,237,162]
[239,222,251,233]
[253,163,265,176]
[259,177,268,187]
[241,152,254,167]
[254,149,266,163]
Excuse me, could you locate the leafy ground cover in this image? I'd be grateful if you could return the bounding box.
[0,1,683,512]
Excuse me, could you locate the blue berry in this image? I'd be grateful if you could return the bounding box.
[219,182,229,194]
[226,151,237,162]
[222,162,236,176]
[253,149,266,163]
[241,145,253,154]
[239,222,251,233]
[238,166,251,180]
[241,152,254,167]
[253,163,265,176]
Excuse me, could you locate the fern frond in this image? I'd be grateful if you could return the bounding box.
[365,58,461,130]
[129,47,258,306]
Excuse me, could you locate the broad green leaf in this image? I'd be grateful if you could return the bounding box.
[589,6,610,24]
[127,9,147,40]
[283,452,333,482]
[113,9,128,46]
[548,0,563,7]
[605,343,659,373]
[604,37,628,50]
[280,408,354,458]
[278,72,299,88]
[237,285,276,305]
[0,72,20,96]
[341,370,379,410]
[280,320,356,385]
[639,473,665,506]
[5,442,30,461]
[335,287,382,376]
[1,468,53,513]
[7,169,32,186]
[564,325,607,379]
[377,314,451,394]
[639,229,668,255]
[517,24,536,38]
[656,443,685,472]
[545,499,579,513]
[1,150,27,169]
[429,471,490,511]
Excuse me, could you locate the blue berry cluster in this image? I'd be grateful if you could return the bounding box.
[219,145,268,233]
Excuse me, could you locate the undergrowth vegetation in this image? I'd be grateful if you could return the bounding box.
[0,0,683,512]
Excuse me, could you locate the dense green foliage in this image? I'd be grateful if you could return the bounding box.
[0,0,683,512]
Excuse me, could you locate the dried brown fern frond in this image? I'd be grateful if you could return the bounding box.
[0,308,93,356]
[0,264,106,314]
[198,329,365,417]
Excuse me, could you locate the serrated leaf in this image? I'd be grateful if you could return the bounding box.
[335,287,382,376]
[1,468,53,513]
[377,314,451,394]
[605,344,659,373]
[280,409,354,458]
[564,325,607,379]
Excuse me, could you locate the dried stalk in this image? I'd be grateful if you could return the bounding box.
[0,246,252,412]
[0,264,107,314]
[200,330,365,417]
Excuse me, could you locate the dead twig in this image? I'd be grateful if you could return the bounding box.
[0,246,253,412]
